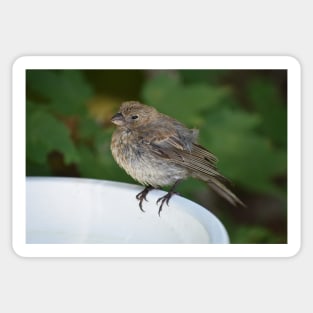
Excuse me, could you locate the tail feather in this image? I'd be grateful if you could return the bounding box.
[207,178,245,207]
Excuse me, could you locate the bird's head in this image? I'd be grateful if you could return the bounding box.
[111,101,158,129]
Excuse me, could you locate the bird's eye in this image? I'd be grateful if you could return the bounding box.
[131,115,139,120]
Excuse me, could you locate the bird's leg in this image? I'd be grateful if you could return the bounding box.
[156,180,181,216]
[136,185,154,212]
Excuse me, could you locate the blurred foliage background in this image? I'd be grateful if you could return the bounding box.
[26,69,287,243]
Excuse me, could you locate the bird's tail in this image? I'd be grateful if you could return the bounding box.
[207,178,245,207]
[192,172,245,207]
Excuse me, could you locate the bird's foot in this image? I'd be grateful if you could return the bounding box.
[156,191,179,216]
[156,180,182,216]
[136,185,154,212]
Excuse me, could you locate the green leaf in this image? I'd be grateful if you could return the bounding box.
[26,70,93,116]
[180,70,229,85]
[247,78,287,147]
[26,108,79,164]
[141,73,230,126]
[231,225,285,244]
[141,73,180,104]
[77,143,132,182]
[78,117,102,140]
[26,160,51,176]
[200,108,286,196]
[76,145,107,179]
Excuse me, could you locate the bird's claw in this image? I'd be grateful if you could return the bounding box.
[136,186,153,212]
[138,198,145,212]
[156,191,178,216]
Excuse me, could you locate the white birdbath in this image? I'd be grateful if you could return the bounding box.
[26,177,229,244]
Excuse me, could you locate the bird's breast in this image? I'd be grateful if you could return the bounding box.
[111,129,187,187]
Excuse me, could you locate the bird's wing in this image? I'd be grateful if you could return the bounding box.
[141,124,195,151]
[144,128,225,180]
[142,126,244,207]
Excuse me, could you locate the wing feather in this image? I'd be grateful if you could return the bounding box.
[146,131,228,182]
[140,124,244,207]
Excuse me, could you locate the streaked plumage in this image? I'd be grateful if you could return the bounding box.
[111,101,244,214]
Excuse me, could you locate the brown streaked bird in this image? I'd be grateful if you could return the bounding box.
[111,101,244,215]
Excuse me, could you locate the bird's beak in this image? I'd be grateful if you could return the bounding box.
[111,112,125,126]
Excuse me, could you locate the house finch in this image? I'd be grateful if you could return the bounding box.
[111,101,244,215]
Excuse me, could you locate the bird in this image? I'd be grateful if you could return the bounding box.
[110,100,244,215]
